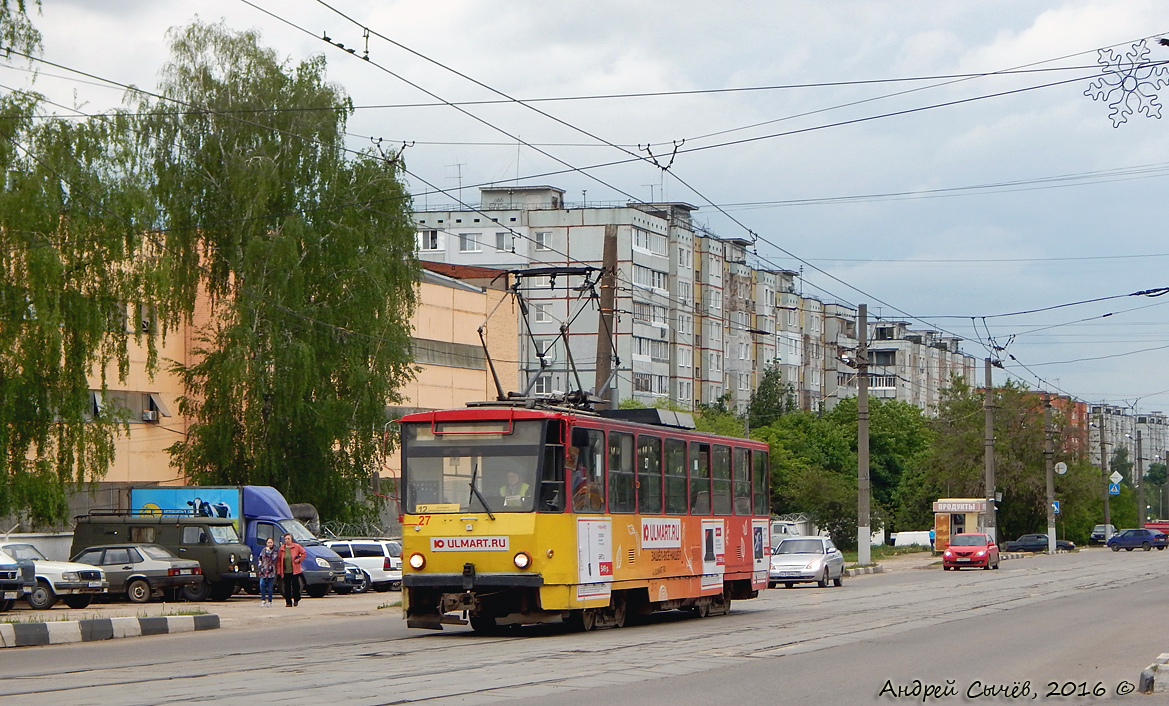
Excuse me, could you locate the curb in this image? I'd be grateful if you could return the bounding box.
[844,565,884,577]
[1139,652,1169,693]
[0,614,219,648]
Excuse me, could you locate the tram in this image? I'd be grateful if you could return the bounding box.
[399,403,771,632]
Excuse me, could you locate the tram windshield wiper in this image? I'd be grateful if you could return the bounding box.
[467,462,496,520]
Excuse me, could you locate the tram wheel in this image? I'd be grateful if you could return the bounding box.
[611,596,626,629]
[470,616,502,635]
[568,609,597,632]
[695,601,710,618]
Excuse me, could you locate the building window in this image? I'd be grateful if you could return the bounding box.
[739,373,749,391]
[534,231,552,251]
[533,303,552,323]
[705,290,722,313]
[495,232,512,252]
[679,347,692,369]
[676,280,692,303]
[678,247,691,268]
[534,375,552,395]
[633,336,669,362]
[632,265,669,291]
[633,228,668,256]
[708,352,722,373]
[418,230,441,251]
[872,351,896,366]
[458,233,480,252]
[676,380,692,403]
[528,275,552,290]
[870,375,896,389]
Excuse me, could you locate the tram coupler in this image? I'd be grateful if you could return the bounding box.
[441,590,481,614]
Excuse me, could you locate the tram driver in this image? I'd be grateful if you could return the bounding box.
[500,471,530,508]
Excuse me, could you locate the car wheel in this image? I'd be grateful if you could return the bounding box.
[353,571,371,594]
[181,580,211,602]
[305,584,330,599]
[333,586,353,595]
[1111,545,1121,552]
[1143,542,1152,552]
[373,582,393,593]
[833,571,843,587]
[784,582,793,588]
[1158,546,1165,551]
[0,598,14,612]
[817,569,829,588]
[63,594,93,609]
[26,579,57,610]
[208,581,236,602]
[126,579,152,604]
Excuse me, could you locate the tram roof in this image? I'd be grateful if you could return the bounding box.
[397,403,768,448]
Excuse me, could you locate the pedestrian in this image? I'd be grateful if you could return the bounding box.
[276,532,306,607]
[256,536,278,607]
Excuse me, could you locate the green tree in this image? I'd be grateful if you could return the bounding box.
[149,23,418,522]
[746,363,796,431]
[0,3,165,526]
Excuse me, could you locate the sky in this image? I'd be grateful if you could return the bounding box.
[12,0,1169,412]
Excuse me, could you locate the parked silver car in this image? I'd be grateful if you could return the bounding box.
[0,542,108,609]
[71,544,202,603]
[769,536,845,588]
[325,539,402,591]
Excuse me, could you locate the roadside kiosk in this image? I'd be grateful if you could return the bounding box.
[932,498,991,552]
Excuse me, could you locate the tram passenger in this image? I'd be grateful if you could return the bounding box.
[500,471,530,508]
[567,446,587,492]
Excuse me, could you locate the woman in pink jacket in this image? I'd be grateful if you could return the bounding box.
[276,533,306,607]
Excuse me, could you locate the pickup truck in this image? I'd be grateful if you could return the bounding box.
[1003,534,1076,552]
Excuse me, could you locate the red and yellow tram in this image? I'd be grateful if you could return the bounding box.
[399,404,771,632]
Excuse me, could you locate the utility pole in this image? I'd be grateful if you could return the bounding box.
[1045,395,1056,554]
[984,358,996,543]
[1100,409,1112,541]
[593,225,618,409]
[857,304,871,565]
[1136,429,1145,528]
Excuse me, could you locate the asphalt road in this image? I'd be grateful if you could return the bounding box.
[1,548,1166,705]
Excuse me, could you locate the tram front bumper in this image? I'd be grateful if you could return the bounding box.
[403,572,544,589]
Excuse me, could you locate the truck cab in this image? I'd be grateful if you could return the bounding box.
[241,487,344,597]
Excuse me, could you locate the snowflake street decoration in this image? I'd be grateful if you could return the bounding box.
[1084,39,1169,127]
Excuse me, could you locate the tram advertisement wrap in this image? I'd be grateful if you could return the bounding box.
[752,519,770,571]
[640,518,682,549]
[700,519,725,590]
[577,517,613,599]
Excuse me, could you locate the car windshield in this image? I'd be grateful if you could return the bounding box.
[2,544,47,561]
[140,545,177,560]
[774,539,824,555]
[949,535,987,546]
[281,518,320,545]
[402,420,544,514]
[207,525,241,544]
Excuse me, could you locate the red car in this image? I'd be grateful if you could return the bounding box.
[942,533,1000,570]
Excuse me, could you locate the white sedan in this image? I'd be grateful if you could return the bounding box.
[768,536,845,589]
[0,543,108,609]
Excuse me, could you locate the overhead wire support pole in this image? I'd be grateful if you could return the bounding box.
[984,358,997,544]
[857,304,871,566]
[1045,394,1056,554]
[1137,429,1145,528]
[1100,409,1112,541]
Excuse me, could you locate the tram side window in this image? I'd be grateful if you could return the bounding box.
[637,435,663,515]
[712,444,732,516]
[664,439,687,515]
[733,447,752,515]
[608,432,636,513]
[753,449,770,517]
[689,442,711,514]
[570,427,605,513]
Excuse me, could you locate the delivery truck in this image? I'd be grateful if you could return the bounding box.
[128,486,346,597]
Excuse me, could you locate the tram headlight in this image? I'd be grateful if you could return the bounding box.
[513,551,532,570]
[408,553,426,570]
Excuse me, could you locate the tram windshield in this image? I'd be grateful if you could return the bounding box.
[402,420,544,514]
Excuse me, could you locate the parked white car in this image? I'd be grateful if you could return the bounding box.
[0,542,109,609]
[324,539,402,591]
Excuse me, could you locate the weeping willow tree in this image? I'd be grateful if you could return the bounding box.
[0,1,164,525]
[146,22,418,522]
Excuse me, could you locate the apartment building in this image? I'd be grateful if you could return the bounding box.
[414,184,980,415]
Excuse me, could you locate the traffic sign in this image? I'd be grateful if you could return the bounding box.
[1055,462,1068,475]
[1109,483,1121,495]
[1052,500,1060,514]
[1110,471,1123,484]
